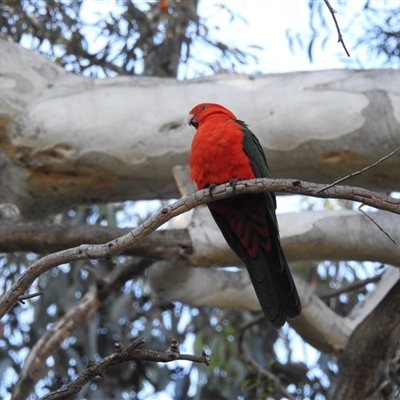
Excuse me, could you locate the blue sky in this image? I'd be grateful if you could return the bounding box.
[196,0,397,73]
[81,0,366,76]
[196,0,349,73]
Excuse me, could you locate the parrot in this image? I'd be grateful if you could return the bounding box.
[187,103,301,328]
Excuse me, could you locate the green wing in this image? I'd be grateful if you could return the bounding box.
[238,120,278,226]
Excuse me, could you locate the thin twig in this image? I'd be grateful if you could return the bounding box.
[318,145,400,193]
[17,291,43,304]
[240,313,265,331]
[358,204,397,245]
[323,0,350,57]
[319,275,382,300]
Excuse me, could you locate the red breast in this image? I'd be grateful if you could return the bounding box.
[189,114,255,189]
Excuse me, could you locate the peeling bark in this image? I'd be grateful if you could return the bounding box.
[1,41,400,217]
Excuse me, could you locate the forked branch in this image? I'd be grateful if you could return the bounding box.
[40,339,210,400]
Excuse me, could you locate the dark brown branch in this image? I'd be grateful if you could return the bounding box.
[1,178,400,318]
[0,220,192,260]
[358,204,397,245]
[319,275,382,300]
[239,313,265,331]
[323,0,350,57]
[40,339,209,400]
[17,291,43,304]
[333,280,400,399]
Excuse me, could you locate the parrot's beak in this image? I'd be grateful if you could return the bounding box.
[187,114,198,128]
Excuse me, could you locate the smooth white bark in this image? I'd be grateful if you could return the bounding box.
[148,261,352,354]
[1,41,400,217]
[148,252,398,354]
[186,209,400,267]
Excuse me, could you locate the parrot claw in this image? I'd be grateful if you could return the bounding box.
[208,184,217,199]
[229,178,238,195]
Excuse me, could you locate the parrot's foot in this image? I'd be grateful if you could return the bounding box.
[229,178,238,195]
[208,184,217,199]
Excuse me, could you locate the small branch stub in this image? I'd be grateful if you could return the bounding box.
[165,339,180,360]
[114,342,124,352]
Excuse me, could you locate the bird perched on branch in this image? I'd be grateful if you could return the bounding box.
[188,103,301,328]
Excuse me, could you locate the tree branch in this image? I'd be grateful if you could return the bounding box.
[333,279,400,399]
[16,291,43,304]
[1,178,399,318]
[358,204,397,245]
[2,43,400,217]
[189,207,400,268]
[0,220,192,259]
[39,339,209,400]
[323,0,350,57]
[148,260,353,355]
[318,145,400,193]
[318,275,382,300]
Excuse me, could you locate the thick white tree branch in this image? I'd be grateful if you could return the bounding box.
[147,259,399,355]
[147,261,352,354]
[1,41,400,217]
[279,210,400,265]
[188,208,400,267]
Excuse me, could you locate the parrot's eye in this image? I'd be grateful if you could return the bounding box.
[200,105,207,111]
